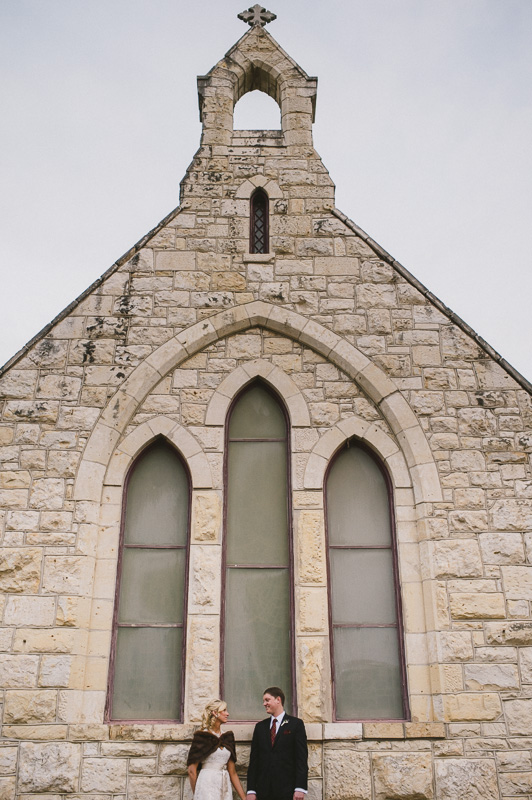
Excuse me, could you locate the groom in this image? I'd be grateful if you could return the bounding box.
[246,686,308,800]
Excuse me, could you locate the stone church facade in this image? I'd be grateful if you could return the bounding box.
[1,13,532,800]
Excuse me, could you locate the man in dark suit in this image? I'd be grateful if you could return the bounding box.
[246,686,308,800]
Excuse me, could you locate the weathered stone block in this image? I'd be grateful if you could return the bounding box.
[188,545,220,613]
[299,587,327,632]
[0,548,42,593]
[18,742,81,792]
[501,565,532,599]
[36,375,81,401]
[499,771,532,794]
[191,492,221,542]
[449,592,505,619]
[298,637,329,722]
[0,470,31,489]
[128,775,183,800]
[504,698,532,734]
[159,744,189,775]
[0,748,17,775]
[464,663,519,691]
[324,750,371,800]
[4,595,56,626]
[81,757,127,792]
[435,758,498,800]
[372,753,434,799]
[520,647,532,683]
[309,402,339,427]
[490,499,532,531]
[29,478,65,510]
[4,400,59,423]
[297,511,326,584]
[356,283,395,307]
[0,655,39,688]
[0,777,16,800]
[431,540,482,578]
[442,693,501,721]
[185,616,218,722]
[0,489,29,508]
[42,556,93,595]
[479,531,524,564]
[4,690,57,723]
[448,511,488,532]
[0,369,38,398]
[485,621,532,645]
[39,655,72,687]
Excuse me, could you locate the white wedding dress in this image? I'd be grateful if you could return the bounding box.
[194,745,232,800]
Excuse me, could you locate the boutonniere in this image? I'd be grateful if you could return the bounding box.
[280,719,289,727]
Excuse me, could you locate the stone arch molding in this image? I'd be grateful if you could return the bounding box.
[235,174,283,200]
[74,300,442,507]
[104,416,214,491]
[205,359,310,427]
[304,415,412,494]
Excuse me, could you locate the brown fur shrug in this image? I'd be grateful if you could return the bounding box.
[186,730,237,769]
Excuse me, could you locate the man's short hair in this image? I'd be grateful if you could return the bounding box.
[264,686,285,705]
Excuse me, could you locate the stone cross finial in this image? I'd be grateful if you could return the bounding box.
[238,4,277,27]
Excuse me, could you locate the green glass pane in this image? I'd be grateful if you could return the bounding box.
[118,549,185,624]
[229,385,286,439]
[227,441,288,565]
[224,568,292,720]
[334,627,403,720]
[327,446,390,546]
[112,627,182,720]
[124,441,189,546]
[330,549,397,625]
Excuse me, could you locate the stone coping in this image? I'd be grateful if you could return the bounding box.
[2,722,445,742]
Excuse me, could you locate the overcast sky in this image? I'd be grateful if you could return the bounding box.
[1,0,531,382]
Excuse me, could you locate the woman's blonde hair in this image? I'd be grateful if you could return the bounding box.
[201,699,227,730]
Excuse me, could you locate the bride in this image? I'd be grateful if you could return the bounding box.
[187,699,246,800]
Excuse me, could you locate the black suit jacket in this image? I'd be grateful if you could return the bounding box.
[247,714,308,800]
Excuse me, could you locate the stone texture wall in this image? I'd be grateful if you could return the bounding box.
[1,23,531,800]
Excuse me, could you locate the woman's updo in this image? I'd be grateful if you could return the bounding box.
[201,699,227,730]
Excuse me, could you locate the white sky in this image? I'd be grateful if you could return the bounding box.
[1,0,531,382]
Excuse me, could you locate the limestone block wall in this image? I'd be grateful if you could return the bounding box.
[0,21,531,800]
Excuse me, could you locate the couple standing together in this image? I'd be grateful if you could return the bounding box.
[187,687,308,800]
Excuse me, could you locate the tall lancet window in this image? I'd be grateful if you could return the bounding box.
[223,382,293,719]
[250,188,269,253]
[107,439,190,721]
[325,441,408,720]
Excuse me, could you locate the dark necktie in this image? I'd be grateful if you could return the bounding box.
[271,717,277,746]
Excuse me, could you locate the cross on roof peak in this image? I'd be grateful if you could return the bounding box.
[238,4,277,28]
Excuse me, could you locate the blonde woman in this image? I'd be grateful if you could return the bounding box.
[187,699,246,800]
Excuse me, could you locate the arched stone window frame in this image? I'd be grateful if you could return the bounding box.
[323,437,409,722]
[221,379,296,718]
[74,301,445,728]
[105,435,192,723]
[249,187,269,254]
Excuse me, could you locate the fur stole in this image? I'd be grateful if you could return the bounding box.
[187,729,237,768]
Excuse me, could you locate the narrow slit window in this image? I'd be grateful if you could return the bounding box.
[222,382,294,719]
[250,188,269,254]
[325,441,408,721]
[107,439,190,722]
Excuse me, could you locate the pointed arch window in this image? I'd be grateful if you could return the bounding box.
[222,382,294,719]
[325,441,408,720]
[107,439,190,721]
[250,188,269,254]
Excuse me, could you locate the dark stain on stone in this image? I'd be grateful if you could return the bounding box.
[82,342,96,364]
